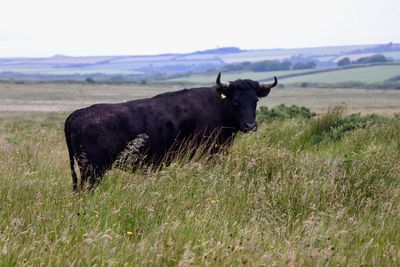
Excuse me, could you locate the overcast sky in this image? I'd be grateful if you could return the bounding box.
[0,0,399,57]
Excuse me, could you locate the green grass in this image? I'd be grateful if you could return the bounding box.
[0,110,399,265]
[280,65,400,83]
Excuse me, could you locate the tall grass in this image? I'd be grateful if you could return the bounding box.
[0,110,399,265]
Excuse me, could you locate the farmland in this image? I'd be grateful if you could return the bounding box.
[1,43,399,78]
[163,64,400,85]
[280,64,400,84]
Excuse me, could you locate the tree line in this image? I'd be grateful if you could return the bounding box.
[337,54,391,67]
[222,59,316,72]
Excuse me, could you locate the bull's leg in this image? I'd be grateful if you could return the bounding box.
[76,150,105,191]
[79,164,92,190]
[88,167,106,190]
[76,150,91,191]
[76,148,107,190]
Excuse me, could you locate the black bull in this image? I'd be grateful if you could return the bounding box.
[65,73,277,191]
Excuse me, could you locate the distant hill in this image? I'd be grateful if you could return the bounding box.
[0,43,399,80]
[191,47,243,55]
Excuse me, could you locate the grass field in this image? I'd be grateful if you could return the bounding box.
[0,108,399,265]
[280,65,400,83]
[0,82,400,265]
[1,83,400,114]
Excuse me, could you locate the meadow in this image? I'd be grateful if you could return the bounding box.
[0,82,400,265]
[0,106,399,265]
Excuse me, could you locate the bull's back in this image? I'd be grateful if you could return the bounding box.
[67,100,177,163]
[66,88,224,166]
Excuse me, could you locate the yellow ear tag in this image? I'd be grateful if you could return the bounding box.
[220,93,227,100]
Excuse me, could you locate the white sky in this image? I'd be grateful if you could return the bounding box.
[0,0,399,57]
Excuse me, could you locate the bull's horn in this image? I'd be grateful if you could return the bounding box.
[260,76,278,89]
[216,72,230,87]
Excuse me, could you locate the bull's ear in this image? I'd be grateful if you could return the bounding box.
[216,86,228,100]
[216,72,229,100]
[257,76,278,97]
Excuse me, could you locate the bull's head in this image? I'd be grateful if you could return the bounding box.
[216,72,277,132]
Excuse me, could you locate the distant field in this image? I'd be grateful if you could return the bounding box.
[166,64,400,85]
[1,83,400,115]
[166,70,308,84]
[334,51,400,62]
[220,45,377,63]
[0,67,142,75]
[0,83,179,112]
[279,65,400,83]
[1,44,394,76]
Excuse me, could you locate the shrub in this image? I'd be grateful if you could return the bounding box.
[86,77,95,83]
[286,81,400,89]
[298,106,390,146]
[257,104,316,124]
[367,81,400,89]
[222,60,292,72]
[292,61,316,70]
[250,60,292,72]
[354,54,389,64]
[337,57,351,66]
[387,75,400,82]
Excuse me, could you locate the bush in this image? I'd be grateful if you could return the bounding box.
[86,77,95,83]
[257,104,316,124]
[286,81,400,90]
[387,75,400,82]
[337,57,351,66]
[298,106,390,146]
[222,61,252,72]
[292,61,316,70]
[367,81,400,89]
[250,60,292,72]
[222,60,292,72]
[354,54,389,64]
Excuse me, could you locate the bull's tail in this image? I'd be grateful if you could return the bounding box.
[64,114,78,192]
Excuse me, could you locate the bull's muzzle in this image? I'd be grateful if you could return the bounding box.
[242,122,257,133]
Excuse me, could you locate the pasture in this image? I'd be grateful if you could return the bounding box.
[0,82,400,265]
[164,64,400,85]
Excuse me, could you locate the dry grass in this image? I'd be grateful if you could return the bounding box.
[1,83,400,115]
[0,110,399,265]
